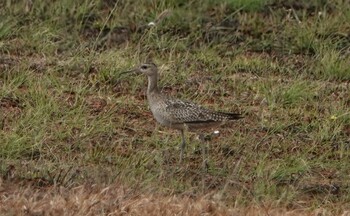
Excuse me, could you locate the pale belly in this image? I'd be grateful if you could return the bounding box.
[151,110,169,126]
[149,105,184,129]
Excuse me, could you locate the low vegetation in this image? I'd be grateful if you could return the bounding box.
[1,0,349,215]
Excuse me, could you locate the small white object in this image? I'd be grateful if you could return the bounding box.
[214,130,220,134]
[148,22,156,27]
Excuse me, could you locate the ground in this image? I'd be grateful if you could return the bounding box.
[0,0,350,215]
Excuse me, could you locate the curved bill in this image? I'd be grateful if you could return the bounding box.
[119,69,138,75]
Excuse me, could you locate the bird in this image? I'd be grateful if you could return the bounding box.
[123,62,243,163]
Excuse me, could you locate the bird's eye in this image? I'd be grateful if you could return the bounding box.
[141,65,148,70]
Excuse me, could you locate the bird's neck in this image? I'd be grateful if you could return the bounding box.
[147,74,159,94]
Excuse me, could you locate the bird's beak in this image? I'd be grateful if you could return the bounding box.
[118,68,141,80]
[120,68,138,75]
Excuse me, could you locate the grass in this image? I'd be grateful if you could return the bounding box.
[1,0,350,215]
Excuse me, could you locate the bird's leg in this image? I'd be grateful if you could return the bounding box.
[198,134,209,172]
[179,129,186,163]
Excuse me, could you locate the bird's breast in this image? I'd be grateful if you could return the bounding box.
[149,103,168,124]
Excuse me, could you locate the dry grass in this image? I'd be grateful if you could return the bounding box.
[0,178,339,216]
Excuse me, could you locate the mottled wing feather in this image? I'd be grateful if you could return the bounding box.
[164,98,229,123]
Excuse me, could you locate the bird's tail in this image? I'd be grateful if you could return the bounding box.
[219,112,243,120]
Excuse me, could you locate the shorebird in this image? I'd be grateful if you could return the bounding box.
[123,62,243,163]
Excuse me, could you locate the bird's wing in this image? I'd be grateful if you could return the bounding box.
[164,98,216,123]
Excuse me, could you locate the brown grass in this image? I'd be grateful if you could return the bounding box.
[0,177,337,216]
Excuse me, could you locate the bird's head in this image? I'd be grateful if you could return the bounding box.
[120,62,158,77]
[135,63,158,76]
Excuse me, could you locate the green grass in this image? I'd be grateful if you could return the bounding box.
[1,0,350,214]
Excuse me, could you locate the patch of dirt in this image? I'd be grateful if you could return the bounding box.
[0,96,23,130]
[0,55,19,71]
[28,57,49,73]
[86,96,107,114]
[267,0,335,16]
[0,96,22,110]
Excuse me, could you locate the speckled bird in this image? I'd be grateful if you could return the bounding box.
[126,62,243,162]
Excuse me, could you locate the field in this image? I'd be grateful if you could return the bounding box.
[1,0,350,215]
